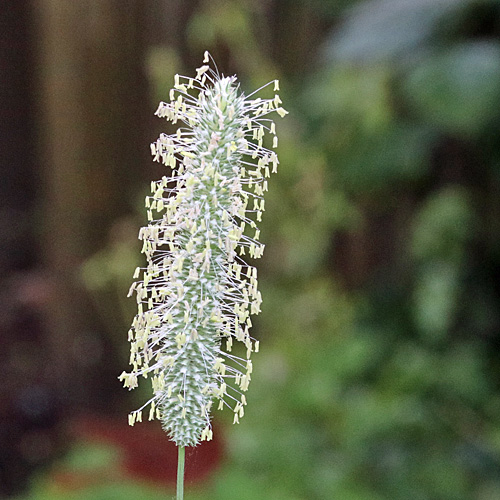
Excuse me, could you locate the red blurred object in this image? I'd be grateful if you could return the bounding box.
[70,414,223,486]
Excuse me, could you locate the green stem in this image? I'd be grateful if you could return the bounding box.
[177,446,185,500]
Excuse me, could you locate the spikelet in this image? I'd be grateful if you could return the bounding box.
[119,51,286,447]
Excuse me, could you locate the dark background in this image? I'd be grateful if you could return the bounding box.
[2,0,500,499]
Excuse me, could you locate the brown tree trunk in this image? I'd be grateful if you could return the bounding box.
[35,0,149,406]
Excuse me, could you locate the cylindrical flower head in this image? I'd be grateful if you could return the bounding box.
[119,52,287,447]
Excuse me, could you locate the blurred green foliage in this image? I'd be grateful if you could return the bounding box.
[404,42,500,135]
[206,0,500,499]
[58,0,500,499]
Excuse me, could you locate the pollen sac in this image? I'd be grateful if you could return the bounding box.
[121,51,286,447]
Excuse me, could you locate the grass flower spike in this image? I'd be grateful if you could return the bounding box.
[120,52,286,448]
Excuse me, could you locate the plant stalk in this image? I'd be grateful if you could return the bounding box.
[177,446,185,500]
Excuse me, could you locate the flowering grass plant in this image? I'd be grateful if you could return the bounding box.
[119,51,285,498]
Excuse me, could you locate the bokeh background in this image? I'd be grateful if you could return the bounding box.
[3,0,500,498]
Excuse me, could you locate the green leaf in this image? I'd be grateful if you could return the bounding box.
[411,186,474,262]
[326,0,467,62]
[404,42,500,135]
[338,124,434,191]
